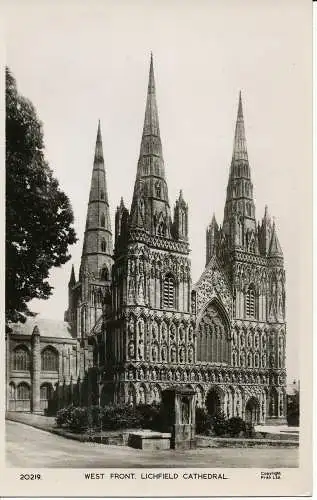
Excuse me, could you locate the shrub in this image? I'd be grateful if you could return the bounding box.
[136,403,162,431]
[67,407,89,432]
[226,417,246,437]
[56,405,74,427]
[211,411,228,436]
[101,403,141,430]
[195,407,212,435]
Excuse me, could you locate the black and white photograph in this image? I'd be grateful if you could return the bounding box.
[2,0,313,497]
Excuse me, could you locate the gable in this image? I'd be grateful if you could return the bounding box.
[194,255,232,316]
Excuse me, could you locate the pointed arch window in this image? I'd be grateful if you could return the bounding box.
[40,383,53,401]
[100,190,105,200]
[12,346,30,371]
[41,347,58,372]
[101,238,107,252]
[245,284,256,318]
[17,382,30,401]
[100,213,106,227]
[163,273,176,309]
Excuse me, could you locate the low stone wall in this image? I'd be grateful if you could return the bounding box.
[196,435,299,449]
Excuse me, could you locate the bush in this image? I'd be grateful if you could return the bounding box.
[211,411,228,436]
[56,405,74,427]
[195,407,213,435]
[67,407,89,432]
[101,403,142,430]
[226,417,246,437]
[136,403,162,431]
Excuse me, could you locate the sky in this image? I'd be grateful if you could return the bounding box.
[5,0,312,383]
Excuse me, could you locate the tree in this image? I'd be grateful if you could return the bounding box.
[6,67,77,327]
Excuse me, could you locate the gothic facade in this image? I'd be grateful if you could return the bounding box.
[97,57,286,424]
[6,56,287,424]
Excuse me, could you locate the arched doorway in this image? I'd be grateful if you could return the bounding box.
[245,397,260,424]
[206,388,222,416]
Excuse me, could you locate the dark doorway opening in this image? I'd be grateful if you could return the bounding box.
[245,397,260,424]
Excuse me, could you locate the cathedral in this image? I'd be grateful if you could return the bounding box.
[6,56,287,425]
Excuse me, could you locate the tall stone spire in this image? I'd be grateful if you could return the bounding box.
[129,54,172,237]
[80,121,113,280]
[223,92,256,242]
[232,91,248,163]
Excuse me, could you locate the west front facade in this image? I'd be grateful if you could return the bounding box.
[6,56,287,425]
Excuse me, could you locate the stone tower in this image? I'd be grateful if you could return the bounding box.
[65,122,113,341]
[104,55,195,406]
[194,93,287,424]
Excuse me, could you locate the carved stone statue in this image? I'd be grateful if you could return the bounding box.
[138,340,144,360]
[188,346,193,363]
[179,347,185,363]
[179,324,185,342]
[188,326,193,342]
[151,344,158,362]
[161,345,167,362]
[139,386,146,405]
[128,342,135,359]
[161,322,167,340]
[170,323,176,341]
[170,346,176,363]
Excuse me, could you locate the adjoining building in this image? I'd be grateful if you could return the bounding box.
[6,56,287,424]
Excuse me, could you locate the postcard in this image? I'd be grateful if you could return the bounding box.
[1,0,313,497]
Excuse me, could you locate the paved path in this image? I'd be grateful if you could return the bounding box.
[6,421,298,468]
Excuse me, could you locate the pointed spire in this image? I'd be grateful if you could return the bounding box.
[69,264,76,286]
[94,120,104,164]
[268,220,283,257]
[223,93,255,240]
[232,91,248,162]
[210,212,218,227]
[80,121,113,280]
[141,52,161,142]
[130,55,171,236]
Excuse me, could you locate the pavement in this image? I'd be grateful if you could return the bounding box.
[6,420,298,468]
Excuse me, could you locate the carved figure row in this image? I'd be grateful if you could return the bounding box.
[127,340,194,363]
[123,365,286,387]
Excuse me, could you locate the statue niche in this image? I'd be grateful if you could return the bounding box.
[196,301,229,363]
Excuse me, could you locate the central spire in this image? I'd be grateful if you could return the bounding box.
[223,92,256,242]
[232,91,248,162]
[129,54,171,236]
[142,53,160,138]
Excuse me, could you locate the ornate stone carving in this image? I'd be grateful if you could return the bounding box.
[195,259,232,315]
